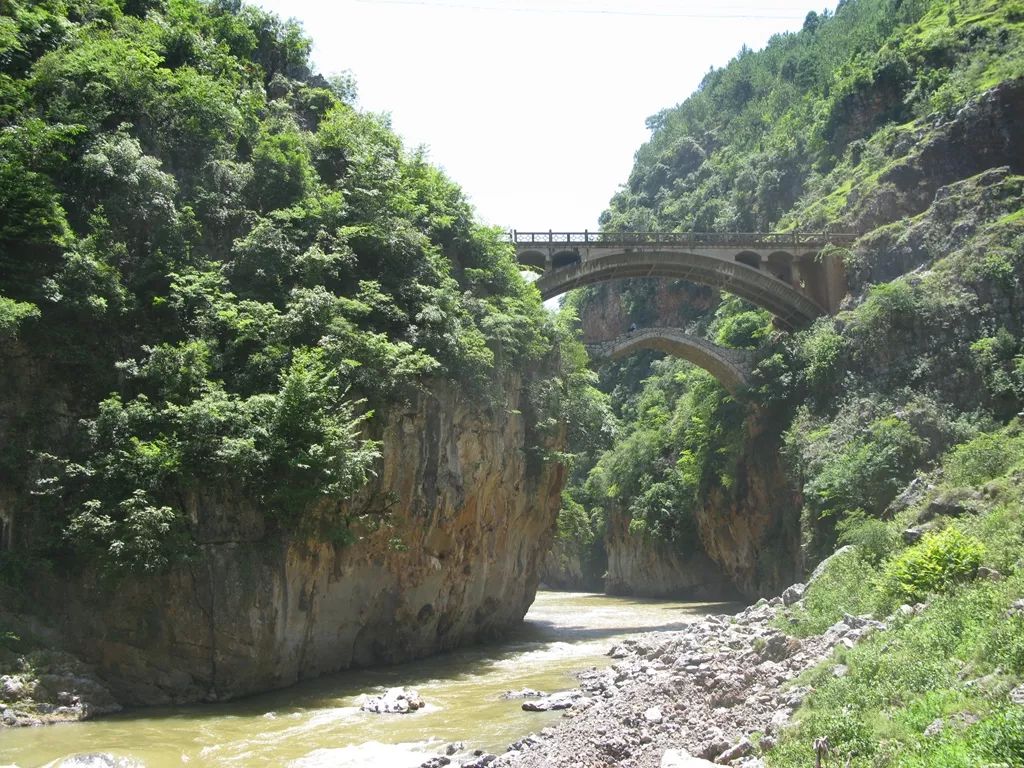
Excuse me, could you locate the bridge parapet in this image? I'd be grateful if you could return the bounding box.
[509,230,856,250]
[585,327,756,393]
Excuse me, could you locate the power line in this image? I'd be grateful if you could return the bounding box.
[352,0,809,20]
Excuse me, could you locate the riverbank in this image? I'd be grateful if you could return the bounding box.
[0,592,733,768]
[493,587,885,768]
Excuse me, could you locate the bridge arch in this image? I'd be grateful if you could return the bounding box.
[535,249,824,328]
[735,251,761,270]
[551,250,581,270]
[587,327,755,394]
[511,231,856,321]
[518,250,546,270]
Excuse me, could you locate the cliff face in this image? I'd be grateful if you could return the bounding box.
[603,510,732,599]
[599,416,800,601]
[539,539,588,590]
[577,280,717,343]
[33,377,564,705]
[695,414,802,598]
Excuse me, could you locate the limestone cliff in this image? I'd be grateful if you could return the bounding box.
[30,376,564,705]
[576,280,716,344]
[599,413,800,600]
[603,510,732,599]
[572,279,801,599]
[539,539,587,590]
[695,414,802,598]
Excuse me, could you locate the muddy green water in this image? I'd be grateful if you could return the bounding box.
[0,591,735,768]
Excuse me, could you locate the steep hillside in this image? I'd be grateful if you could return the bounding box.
[550,1,1024,759]
[554,0,1024,596]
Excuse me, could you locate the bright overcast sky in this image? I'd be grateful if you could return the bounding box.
[255,0,836,232]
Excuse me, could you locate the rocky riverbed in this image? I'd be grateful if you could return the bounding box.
[413,584,887,768]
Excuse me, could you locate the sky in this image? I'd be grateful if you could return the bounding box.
[255,0,836,232]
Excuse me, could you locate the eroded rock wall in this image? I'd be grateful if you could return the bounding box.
[539,539,587,590]
[578,280,717,343]
[38,376,565,705]
[603,510,732,599]
[696,414,802,598]
[601,413,799,601]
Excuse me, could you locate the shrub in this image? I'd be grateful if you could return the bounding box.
[974,706,1024,764]
[779,546,879,637]
[803,413,925,519]
[882,526,984,604]
[942,424,1024,487]
[0,297,40,338]
[836,508,898,564]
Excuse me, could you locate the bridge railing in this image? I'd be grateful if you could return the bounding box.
[507,231,858,248]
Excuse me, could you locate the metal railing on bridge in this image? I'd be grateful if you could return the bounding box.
[506,231,858,249]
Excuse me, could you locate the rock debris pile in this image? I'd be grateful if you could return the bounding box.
[478,594,887,768]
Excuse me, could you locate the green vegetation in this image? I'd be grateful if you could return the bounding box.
[599,0,1024,234]
[551,0,1024,578]
[550,0,1024,759]
[0,0,584,578]
[562,0,1024,564]
[548,289,761,579]
[584,359,744,549]
[769,423,1024,766]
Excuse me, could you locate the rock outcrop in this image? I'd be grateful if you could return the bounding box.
[598,413,801,601]
[578,280,717,344]
[604,510,732,599]
[538,539,588,591]
[26,375,565,706]
[696,414,802,598]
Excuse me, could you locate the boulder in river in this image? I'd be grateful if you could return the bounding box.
[501,689,546,700]
[360,687,426,714]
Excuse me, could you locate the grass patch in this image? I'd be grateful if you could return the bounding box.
[769,422,1024,766]
[769,573,1024,767]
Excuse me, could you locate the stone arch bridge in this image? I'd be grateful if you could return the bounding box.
[512,231,856,329]
[586,327,756,393]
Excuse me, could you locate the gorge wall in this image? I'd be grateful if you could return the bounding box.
[603,509,732,599]
[11,374,564,706]
[599,415,800,600]
[572,285,802,600]
[694,413,802,598]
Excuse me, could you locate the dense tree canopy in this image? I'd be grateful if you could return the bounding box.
[557,0,1024,578]
[0,0,587,576]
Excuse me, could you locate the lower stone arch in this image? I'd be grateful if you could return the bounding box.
[587,327,754,393]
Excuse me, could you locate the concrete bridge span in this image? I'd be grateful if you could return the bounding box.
[512,231,854,328]
[586,327,755,394]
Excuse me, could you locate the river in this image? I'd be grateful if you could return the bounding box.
[0,591,736,768]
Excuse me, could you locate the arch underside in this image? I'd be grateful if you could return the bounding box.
[590,328,753,393]
[535,250,824,328]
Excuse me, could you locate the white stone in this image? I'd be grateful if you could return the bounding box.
[661,749,718,767]
[781,583,806,607]
[644,706,664,724]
